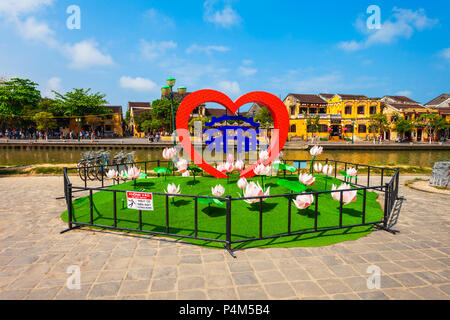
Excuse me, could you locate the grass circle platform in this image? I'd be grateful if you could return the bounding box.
[61,173,386,249]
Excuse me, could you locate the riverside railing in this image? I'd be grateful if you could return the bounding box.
[62,159,401,256]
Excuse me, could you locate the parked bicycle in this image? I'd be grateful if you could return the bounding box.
[77,150,135,182]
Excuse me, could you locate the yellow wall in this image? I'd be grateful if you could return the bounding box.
[285,94,382,140]
[68,114,123,136]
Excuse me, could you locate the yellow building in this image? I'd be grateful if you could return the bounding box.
[68,106,124,137]
[380,96,437,142]
[284,93,382,141]
[127,102,151,137]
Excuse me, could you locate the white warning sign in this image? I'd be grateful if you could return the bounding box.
[126,191,154,211]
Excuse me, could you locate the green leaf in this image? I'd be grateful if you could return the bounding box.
[188,166,203,173]
[339,171,349,178]
[138,172,148,179]
[212,199,224,207]
[272,163,296,173]
[154,167,172,174]
[197,197,214,205]
[276,179,307,193]
[285,165,296,172]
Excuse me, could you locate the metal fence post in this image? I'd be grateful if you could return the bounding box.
[383,183,389,229]
[68,183,73,229]
[225,195,232,251]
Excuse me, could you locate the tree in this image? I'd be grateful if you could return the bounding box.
[53,88,109,117]
[416,113,449,143]
[306,115,320,139]
[0,78,41,116]
[254,107,273,128]
[368,114,389,140]
[394,118,415,140]
[33,112,57,139]
[134,111,152,131]
[150,99,180,132]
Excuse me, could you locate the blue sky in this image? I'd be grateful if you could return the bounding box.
[0,0,449,112]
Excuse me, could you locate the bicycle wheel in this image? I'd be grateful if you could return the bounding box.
[78,161,87,181]
[86,161,98,181]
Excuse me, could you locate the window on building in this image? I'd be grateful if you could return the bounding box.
[319,124,328,132]
[106,115,113,120]
[299,107,308,114]
[308,108,317,114]
[319,108,326,114]
[369,106,377,114]
[290,124,296,133]
[345,125,353,133]
[357,106,365,114]
[306,125,313,133]
[290,106,296,115]
[358,124,367,133]
[345,105,352,114]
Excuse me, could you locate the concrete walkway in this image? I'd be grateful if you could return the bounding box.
[0,175,448,300]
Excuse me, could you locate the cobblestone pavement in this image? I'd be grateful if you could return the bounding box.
[0,175,448,300]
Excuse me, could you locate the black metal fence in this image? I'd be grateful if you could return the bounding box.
[62,159,400,256]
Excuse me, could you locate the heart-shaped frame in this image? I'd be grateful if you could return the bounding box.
[176,89,289,178]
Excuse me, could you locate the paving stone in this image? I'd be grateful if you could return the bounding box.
[232,272,259,285]
[207,288,237,299]
[317,279,353,294]
[255,270,285,283]
[291,281,327,297]
[178,277,205,290]
[264,283,296,299]
[150,278,176,292]
[382,288,421,300]
[205,274,234,288]
[332,293,361,300]
[414,271,448,285]
[228,261,253,273]
[391,273,427,287]
[411,286,449,300]
[358,291,389,300]
[89,282,121,298]
[177,290,207,300]
[118,280,150,296]
[125,269,153,281]
[25,287,61,300]
[236,285,268,299]
[147,291,176,300]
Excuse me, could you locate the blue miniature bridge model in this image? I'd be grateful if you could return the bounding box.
[203,115,261,153]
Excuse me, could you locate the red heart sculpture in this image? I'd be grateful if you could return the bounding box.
[176,89,289,178]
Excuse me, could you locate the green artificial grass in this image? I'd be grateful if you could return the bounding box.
[60,174,384,249]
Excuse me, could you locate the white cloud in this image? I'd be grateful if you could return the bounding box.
[242,59,253,65]
[64,40,114,69]
[186,44,230,54]
[42,76,62,98]
[144,8,175,28]
[16,17,57,47]
[339,7,438,51]
[0,0,53,18]
[238,66,257,76]
[218,80,240,96]
[439,48,450,60]
[203,1,241,28]
[140,39,177,61]
[396,90,412,96]
[120,76,157,92]
[0,0,115,70]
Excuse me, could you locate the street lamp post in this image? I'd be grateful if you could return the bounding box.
[76,117,81,142]
[163,77,177,146]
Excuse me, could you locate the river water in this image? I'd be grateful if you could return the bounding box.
[1,148,449,167]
